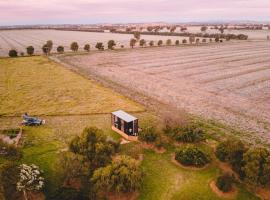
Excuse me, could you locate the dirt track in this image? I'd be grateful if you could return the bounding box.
[59,41,270,141]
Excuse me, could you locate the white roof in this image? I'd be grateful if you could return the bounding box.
[112,110,137,122]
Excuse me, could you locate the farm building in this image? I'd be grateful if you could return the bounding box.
[111,110,138,141]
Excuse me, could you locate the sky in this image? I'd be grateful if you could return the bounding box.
[0,0,270,26]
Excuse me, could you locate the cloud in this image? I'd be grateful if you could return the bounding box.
[0,0,269,25]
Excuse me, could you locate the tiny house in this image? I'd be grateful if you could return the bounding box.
[111,110,138,141]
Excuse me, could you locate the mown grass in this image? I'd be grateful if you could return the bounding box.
[0,56,143,116]
[138,147,259,200]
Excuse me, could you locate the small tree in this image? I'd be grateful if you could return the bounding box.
[139,39,146,47]
[9,49,18,57]
[182,39,187,44]
[108,40,116,50]
[69,127,119,174]
[196,38,200,44]
[91,155,143,194]
[166,39,172,46]
[84,44,90,52]
[201,26,208,32]
[216,174,233,192]
[175,40,180,45]
[157,40,163,46]
[243,147,270,186]
[26,46,34,56]
[42,44,50,55]
[215,139,246,178]
[70,42,79,52]
[149,40,154,47]
[95,42,104,50]
[138,126,158,143]
[189,36,195,44]
[202,39,207,43]
[16,164,44,200]
[130,38,137,48]
[215,37,220,42]
[46,40,53,53]
[57,46,64,53]
[133,31,141,40]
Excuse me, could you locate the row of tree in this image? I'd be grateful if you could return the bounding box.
[114,30,249,40]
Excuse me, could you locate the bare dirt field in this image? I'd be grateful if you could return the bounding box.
[59,41,270,142]
[0,30,191,57]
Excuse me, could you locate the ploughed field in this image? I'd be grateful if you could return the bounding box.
[0,30,191,57]
[61,41,270,141]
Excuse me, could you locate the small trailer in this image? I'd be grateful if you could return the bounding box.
[111,110,138,141]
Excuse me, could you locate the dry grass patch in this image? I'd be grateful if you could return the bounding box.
[0,56,143,116]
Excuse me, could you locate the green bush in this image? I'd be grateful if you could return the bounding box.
[91,155,143,193]
[57,46,64,53]
[215,139,246,178]
[166,124,205,143]
[8,50,18,57]
[138,126,158,143]
[243,147,270,186]
[175,145,210,167]
[216,174,233,192]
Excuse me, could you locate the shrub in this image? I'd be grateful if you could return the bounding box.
[196,38,200,43]
[130,38,136,48]
[157,40,163,46]
[139,39,146,47]
[243,147,270,186]
[138,126,158,143]
[149,40,154,46]
[91,155,143,193]
[175,40,180,45]
[70,42,79,52]
[216,174,233,192]
[42,44,50,54]
[8,49,18,57]
[20,52,24,56]
[84,44,90,52]
[108,40,116,50]
[57,46,64,53]
[121,45,124,48]
[95,42,104,50]
[175,145,210,167]
[182,39,187,44]
[26,46,34,56]
[202,39,206,43]
[166,124,205,143]
[166,39,172,46]
[215,139,246,177]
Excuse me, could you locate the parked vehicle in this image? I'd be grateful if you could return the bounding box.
[21,113,45,126]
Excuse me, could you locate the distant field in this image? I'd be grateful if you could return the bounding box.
[0,30,192,57]
[0,28,269,57]
[0,56,143,116]
[61,41,270,142]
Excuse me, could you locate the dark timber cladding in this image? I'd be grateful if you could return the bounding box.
[111,110,138,139]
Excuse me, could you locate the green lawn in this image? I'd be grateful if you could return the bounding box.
[0,56,143,116]
[138,148,259,200]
